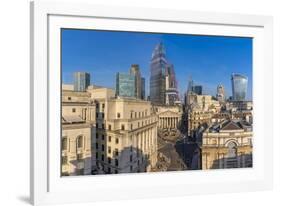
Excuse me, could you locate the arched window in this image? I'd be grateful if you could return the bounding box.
[77,136,83,148]
[227,141,237,158]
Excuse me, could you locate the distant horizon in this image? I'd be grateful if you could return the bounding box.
[62,29,253,100]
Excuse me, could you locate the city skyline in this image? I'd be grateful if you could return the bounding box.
[62,29,253,100]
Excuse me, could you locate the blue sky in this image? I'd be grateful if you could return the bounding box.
[62,29,252,100]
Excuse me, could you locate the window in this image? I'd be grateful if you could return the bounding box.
[108,125,111,131]
[62,156,67,165]
[96,152,98,159]
[121,125,125,130]
[68,97,71,100]
[95,143,98,149]
[130,155,133,162]
[102,124,105,129]
[227,142,237,158]
[131,124,133,130]
[96,123,99,129]
[108,157,111,164]
[115,170,118,174]
[115,159,119,166]
[115,138,119,144]
[77,136,83,148]
[131,112,133,119]
[72,108,76,113]
[108,146,111,154]
[62,137,67,150]
[108,136,111,142]
[135,112,137,118]
[102,113,104,118]
[101,154,104,161]
[130,166,133,172]
[102,103,105,109]
[117,113,121,118]
[77,154,83,160]
[138,122,140,127]
[96,113,99,118]
[108,167,111,174]
[102,135,105,140]
[115,149,119,156]
[102,144,105,152]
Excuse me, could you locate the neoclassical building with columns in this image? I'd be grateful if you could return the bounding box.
[154,105,182,131]
[62,85,158,175]
[87,87,158,174]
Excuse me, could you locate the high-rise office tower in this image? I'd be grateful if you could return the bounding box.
[231,73,248,101]
[187,75,194,94]
[74,72,90,92]
[141,77,145,100]
[129,64,142,99]
[150,42,179,105]
[116,72,135,98]
[216,84,225,102]
[150,43,168,105]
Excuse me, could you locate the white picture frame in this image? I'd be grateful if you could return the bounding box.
[30,0,273,205]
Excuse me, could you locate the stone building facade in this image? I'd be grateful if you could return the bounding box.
[200,120,253,170]
[61,90,96,176]
[88,87,158,174]
[155,105,182,131]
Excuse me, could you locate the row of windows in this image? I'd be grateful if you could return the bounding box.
[97,135,118,144]
[130,110,148,119]
[62,153,84,165]
[62,136,83,151]
[96,153,119,166]
[96,143,119,155]
[116,110,149,119]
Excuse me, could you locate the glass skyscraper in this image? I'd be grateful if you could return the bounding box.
[74,72,90,92]
[192,85,203,95]
[129,64,142,99]
[231,73,248,101]
[141,77,145,100]
[116,72,135,98]
[150,43,170,105]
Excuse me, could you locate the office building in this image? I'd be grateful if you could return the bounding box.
[116,72,135,98]
[74,72,90,92]
[88,87,158,173]
[231,73,248,101]
[216,84,225,102]
[129,64,142,99]
[192,85,203,95]
[141,77,145,100]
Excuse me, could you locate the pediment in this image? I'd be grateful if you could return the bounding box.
[158,110,179,117]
